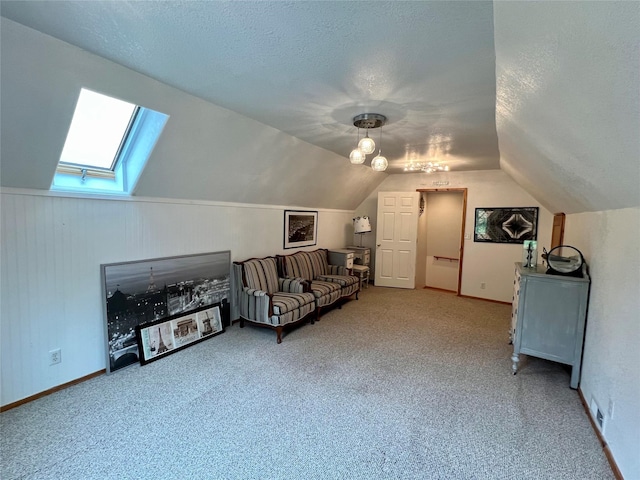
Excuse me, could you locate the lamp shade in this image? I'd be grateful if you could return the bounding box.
[370,152,388,172]
[349,148,366,164]
[358,134,376,154]
[353,216,372,234]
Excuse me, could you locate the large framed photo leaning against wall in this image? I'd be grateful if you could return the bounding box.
[101,251,231,373]
[474,207,539,244]
[284,210,318,249]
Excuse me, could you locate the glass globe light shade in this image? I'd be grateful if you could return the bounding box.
[370,152,388,172]
[358,134,376,155]
[349,148,366,164]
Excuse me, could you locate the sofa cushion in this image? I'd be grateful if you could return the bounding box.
[283,252,313,281]
[307,249,329,278]
[308,280,342,307]
[316,274,359,288]
[271,292,315,315]
[271,292,316,325]
[283,249,329,281]
[308,280,341,298]
[243,257,279,294]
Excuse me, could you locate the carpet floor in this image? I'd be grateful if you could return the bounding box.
[1,286,613,479]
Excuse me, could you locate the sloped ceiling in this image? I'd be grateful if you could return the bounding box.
[0,1,499,211]
[494,1,640,214]
[1,2,637,214]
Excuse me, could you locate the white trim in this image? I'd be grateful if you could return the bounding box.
[0,187,353,213]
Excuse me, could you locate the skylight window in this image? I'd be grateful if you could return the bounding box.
[52,88,169,195]
[59,89,138,172]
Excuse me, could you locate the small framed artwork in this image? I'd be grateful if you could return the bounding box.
[137,304,224,365]
[474,207,539,244]
[197,307,222,338]
[284,210,318,249]
[138,319,175,362]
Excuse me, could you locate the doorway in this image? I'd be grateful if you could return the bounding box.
[416,189,467,295]
[374,191,421,289]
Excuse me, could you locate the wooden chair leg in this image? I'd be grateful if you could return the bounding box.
[276,326,283,344]
[240,319,245,328]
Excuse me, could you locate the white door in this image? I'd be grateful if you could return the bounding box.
[375,191,420,288]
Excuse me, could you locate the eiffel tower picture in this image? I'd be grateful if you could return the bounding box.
[146,267,158,292]
[156,326,169,354]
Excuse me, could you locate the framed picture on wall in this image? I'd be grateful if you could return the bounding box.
[474,207,539,244]
[284,210,318,249]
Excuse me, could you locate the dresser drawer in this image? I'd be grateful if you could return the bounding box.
[329,250,355,269]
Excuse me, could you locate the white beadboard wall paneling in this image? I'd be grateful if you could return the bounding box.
[0,189,353,406]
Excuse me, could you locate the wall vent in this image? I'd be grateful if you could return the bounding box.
[596,408,604,429]
[590,397,605,432]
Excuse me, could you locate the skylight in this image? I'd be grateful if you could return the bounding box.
[59,89,138,171]
[52,88,169,195]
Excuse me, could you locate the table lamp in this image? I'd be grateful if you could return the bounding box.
[353,215,372,247]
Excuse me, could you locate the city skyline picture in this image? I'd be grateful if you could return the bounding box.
[101,250,231,373]
[104,253,230,296]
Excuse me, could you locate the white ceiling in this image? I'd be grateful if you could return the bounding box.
[2,2,637,214]
[0,1,500,174]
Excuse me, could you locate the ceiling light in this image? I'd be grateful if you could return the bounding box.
[349,126,365,164]
[349,148,366,164]
[348,113,388,172]
[404,161,449,174]
[358,131,376,154]
[371,151,388,172]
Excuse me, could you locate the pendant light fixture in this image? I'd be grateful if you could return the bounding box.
[349,148,366,164]
[348,113,388,171]
[370,122,388,172]
[349,127,366,164]
[358,131,376,155]
[370,151,388,172]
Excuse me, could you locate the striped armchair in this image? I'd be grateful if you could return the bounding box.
[233,257,316,343]
[278,249,359,318]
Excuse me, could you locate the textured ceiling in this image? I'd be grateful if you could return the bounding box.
[494,1,640,213]
[0,1,500,174]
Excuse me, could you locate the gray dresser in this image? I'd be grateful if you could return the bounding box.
[511,262,590,389]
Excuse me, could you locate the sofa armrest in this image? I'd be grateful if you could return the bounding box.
[240,287,274,320]
[243,287,269,297]
[278,277,308,293]
[327,264,350,276]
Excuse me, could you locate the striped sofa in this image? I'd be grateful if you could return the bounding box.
[233,257,316,343]
[278,249,360,318]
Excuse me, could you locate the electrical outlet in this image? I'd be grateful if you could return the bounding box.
[480,282,486,289]
[49,348,61,365]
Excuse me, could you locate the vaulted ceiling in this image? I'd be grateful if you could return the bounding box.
[1,1,638,213]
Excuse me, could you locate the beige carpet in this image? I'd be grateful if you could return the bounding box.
[1,286,613,479]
